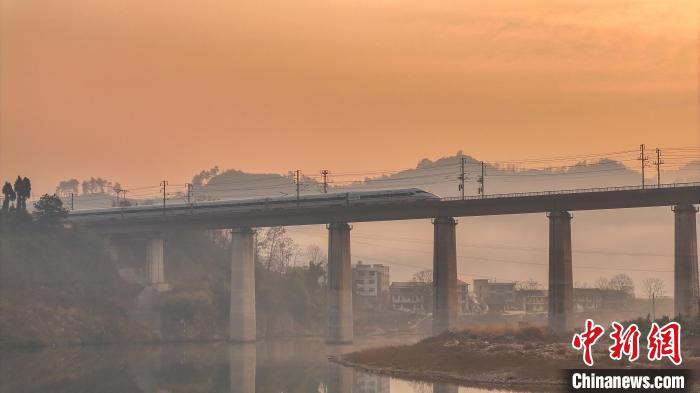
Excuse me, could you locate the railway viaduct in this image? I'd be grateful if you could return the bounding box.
[68,183,700,342]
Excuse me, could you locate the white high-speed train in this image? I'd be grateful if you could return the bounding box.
[68,188,440,221]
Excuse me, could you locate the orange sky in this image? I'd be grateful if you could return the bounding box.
[1,0,698,194]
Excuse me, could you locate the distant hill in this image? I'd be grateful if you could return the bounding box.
[190,153,699,201]
[195,169,320,201]
[64,153,699,208]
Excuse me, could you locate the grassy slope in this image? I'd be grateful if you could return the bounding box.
[0,228,149,347]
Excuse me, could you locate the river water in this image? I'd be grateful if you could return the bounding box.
[0,336,523,393]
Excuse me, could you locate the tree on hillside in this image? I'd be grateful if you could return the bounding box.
[192,166,220,186]
[2,182,15,212]
[22,177,31,208]
[14,176,25,211]
[80,177,113,194]
[33,194,69,226]
[12,176,31,211]
[56,179,79,196]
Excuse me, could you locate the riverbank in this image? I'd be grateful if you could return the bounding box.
[332,326,700,390]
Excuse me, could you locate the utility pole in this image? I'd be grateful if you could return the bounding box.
[160,180,168,213]
[185,183,193,204]
[114,188,127,204]
[653,148,664,187]
[119,189,128,205]
[638,144,649,189]
[460,159,465,199]
[70,192,74,211]
[320,170,329,194]
[294,170,301,206]
[477,161,485,198]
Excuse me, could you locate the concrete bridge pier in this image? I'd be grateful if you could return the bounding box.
[146,237,169,291]
[673,204,699,319]
[230,227,257,342]
[327,222,353,344]
[433,216,458,335]
[548,211,573,333]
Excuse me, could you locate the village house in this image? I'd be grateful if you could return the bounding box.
[514,287,634,314]
[473,279,517,313]
[353,261,390,310]
[390,280,470,315]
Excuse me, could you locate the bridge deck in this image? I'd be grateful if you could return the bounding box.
[69,183,700,234]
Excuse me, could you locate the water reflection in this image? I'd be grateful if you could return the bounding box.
[354,372,389,393]
[0,338,525,393]
[230,344,256,393]
[327,363,353,393]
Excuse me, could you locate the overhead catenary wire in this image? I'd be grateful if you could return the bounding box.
[284,227,674,274]
[60,145,699,210]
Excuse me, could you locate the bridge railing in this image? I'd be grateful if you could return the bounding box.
[440,181,700,202]
[69,181,700,214]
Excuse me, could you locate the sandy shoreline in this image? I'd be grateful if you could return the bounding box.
[330,327,700,392]
[330,355,563,391]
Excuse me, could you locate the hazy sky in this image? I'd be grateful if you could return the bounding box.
[1,0,698,194]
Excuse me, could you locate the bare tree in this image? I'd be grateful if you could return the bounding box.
[410,269,433,312]
[608,274,635,295]
[257,227,299,272]
[411,269,432,283]
[643,278,665,299]
[643,277,665,321]
[278,238,300,271]
[305,245,326,266]
[258,227,283,270]
[595,276,610,290]
[516,278,542,290]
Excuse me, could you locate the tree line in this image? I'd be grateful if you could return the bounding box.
[55,177,122,197]
[1,176,69,227]
[2,176,31,212]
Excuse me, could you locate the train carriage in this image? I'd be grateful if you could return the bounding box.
[68,188,440,222]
